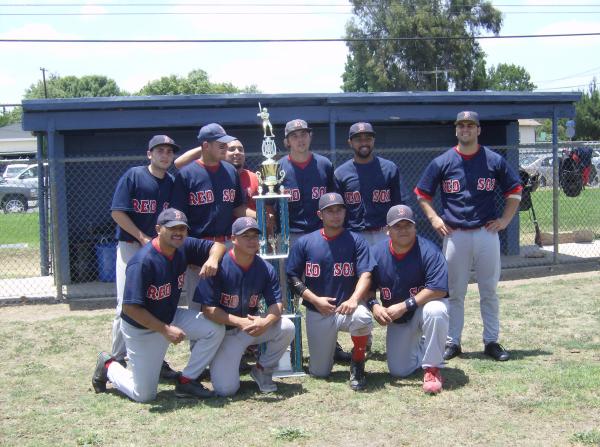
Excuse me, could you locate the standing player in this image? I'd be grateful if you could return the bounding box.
[370,205,449,394]
[415,111,522,362]
[286,193,374,391]
[195,217,295,396]
[335,122,404,246]
[110,134,179,379]
[92,208,227,402]
[174,138,259,211]
[171,123,255,305]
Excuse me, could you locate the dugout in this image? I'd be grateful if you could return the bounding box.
[21,91,580,285]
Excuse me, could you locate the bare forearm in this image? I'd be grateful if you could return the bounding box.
[111,211,148,244]
[501,197,521,222]
[348,272,372,303]
[174,146,202,169]
[123,304,169,334]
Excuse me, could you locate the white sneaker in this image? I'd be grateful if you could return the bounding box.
[250,365,277,393]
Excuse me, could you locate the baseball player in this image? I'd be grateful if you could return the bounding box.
[171,123,255,305]
[415,111,522,362]
[334,122,404,246]
[174,138,259,211]
[110,134,179,379]
[370,205,449,394]
[286,193,374,391]
[194,217,295,396]
[92,208,227,402]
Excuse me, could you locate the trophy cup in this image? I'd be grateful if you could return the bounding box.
[256,103,285,195]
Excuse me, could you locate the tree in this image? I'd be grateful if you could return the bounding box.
[137,69,259,95]
[342,0,502,92]
[25,74,124,99]
[575,79,600,140]
[486,63,536,91]
[0,107,22,127]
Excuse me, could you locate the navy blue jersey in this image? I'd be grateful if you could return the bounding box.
[415,146,522,229]
[334,156,404,231]
[194,250,281,319]
[111,166,174,242]
[278,153,336,233]
[121,237,214,329]
[286,229,374,311]
[170,161,243,238]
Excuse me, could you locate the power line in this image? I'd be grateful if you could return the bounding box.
[536,66,600,83]
[2,2,600,6]
[2,32,600,44]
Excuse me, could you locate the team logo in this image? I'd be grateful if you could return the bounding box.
[249,294,259,308]
[476,178,496,191]
[133,199,157,214]
[333,262,355,277]
[409,286,424,297]
[284,188,301,202]
[189,190,214,205]
[344,191,361,204]
[380,287,392,301]
[311,187,326,200]
[305,262,321,277]
[372,189,391,203]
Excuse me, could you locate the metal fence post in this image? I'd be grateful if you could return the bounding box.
[36,133,49,276]
[552,108,559,264]
[47,128,63,300]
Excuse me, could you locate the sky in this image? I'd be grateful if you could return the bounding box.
[1,0,600,105]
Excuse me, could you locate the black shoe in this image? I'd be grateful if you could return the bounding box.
[92,351,113,393]
[160,360,180,380]
[334,342,352,363]
[484,342,510,361]
[175,381,214,399]
[443,343,462,361]
[117,358,127,368]
[349,360,366,391]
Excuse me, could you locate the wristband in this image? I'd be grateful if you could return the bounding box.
[404,297,417,312]
[366,297,378,311]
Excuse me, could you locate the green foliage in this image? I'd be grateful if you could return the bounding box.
[0,107,23,126]
[25,74,124,99]
[486,63,536,91]
[342,0,502,92]
[575,79,600,140]
[536,118,568,141]
[570,429,600,445]
[137,69,259,96]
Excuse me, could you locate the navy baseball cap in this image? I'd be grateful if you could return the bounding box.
[284,119,312,138]
[319,192,345,211]
[349,122,375,139]
[232,217,261,235]
[455,111,480,126]
[148,135,180,152]
[157,208,189,228]
[387,205,416,226]
[197,123,237,144]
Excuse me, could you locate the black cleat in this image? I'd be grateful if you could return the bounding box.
[334,341,352,363]
[175,381,214,399]
[349,360,366,391]
[484,342,510,361]
[160,360,180,380]
[92,351,113,393]
[443,343,462,361]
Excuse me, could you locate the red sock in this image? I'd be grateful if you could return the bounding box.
[351,335,368,362]
[178,375,191,384]
[104,359,113,371]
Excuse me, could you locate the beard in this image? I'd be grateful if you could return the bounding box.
[354,145,373,159]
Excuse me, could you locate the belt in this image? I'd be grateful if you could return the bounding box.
[451,225,485,232]
[201,235,232,242]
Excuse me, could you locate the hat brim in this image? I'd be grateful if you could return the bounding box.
[216,135,237,143]
[387,217,415,227]
[149,142,180,153]
[162,220,189,228]
[349,131,376,139]
[285,127,313,138]
[319,202,345,211]
[233,226,262,236]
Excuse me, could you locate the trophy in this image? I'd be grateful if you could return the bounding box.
[256,103,285,195]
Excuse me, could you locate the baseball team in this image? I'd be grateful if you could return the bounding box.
[92,111,522,402]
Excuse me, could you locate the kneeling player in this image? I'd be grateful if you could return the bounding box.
[195,217,295,397]
[287,193,374,391]
[370,205,449,394]
[92,208,226,402]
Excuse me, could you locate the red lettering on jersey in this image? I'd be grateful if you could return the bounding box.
[409,286,424,297]
[177,273,185,289]
[372,189,391,203]
[284,188,301,202]
[305,262,321,278]
[147,285,158,300]
[147,283,171,301]
[132,199,157,214]
[220,293,240,308]
[333,262,355,277]
[163,202,170,210]
[477,178,496,191]
[380,287,392,301]
[442,179,461,193]
[189,190,215,205]
[311,186,326,200]
[249,294,259,308]
[222,189,236,203]
[344,191,361,204]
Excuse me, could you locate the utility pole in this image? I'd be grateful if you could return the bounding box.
[40,67,48,98]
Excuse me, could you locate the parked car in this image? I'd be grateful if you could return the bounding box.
[0,182,38,213]
[521,153,554,187]
[1,163,29,179]
[3,164,39,188]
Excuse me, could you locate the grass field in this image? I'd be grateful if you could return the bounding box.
[0,212,40,246]
[1,272,599,446]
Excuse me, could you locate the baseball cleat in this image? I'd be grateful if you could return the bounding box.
[250,365,277,393]
[334,341,352,363]
[484,342,510,361]
[160,360,180,380]
[349,360,366,391]
[92,351,113,393]
[443,343,462,361]
[175,381,214,399]
[422,367,443,394]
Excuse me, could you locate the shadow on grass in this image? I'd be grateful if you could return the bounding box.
[385,367,469,391]
[459,348,552,361]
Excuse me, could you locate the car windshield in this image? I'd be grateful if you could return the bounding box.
[3,165,29,178]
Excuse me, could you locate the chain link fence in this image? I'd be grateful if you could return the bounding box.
[1,142,599,303]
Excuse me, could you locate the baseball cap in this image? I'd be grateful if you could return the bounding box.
[197,123,237,144]
[386,205,416,226]
[454,111,480,126]
[231,217,261,235]
[318,192,345,211]
[284,119,312,138]
[348,122,376,139]
[157,208,189,228]
[148,135,180,152]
